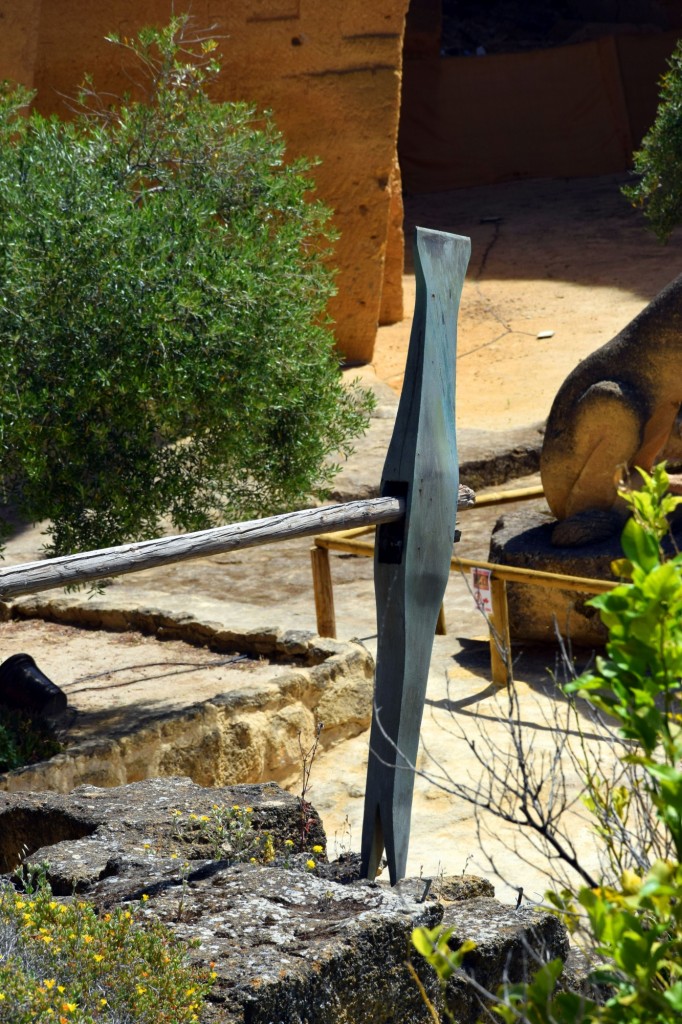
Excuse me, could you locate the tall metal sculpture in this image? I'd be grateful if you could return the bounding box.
[361,227,471,884]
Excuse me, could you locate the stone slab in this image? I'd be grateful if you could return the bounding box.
[0,608,374,794]
[0,777,575,1024]
[488,508,620,646]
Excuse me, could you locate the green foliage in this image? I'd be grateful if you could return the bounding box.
[412,464,682,1022]
[411,926,475,984]
[623,40,682,241]
[0,709,63,774]
[171,803,276,864]
[409,926,476,1023]
[0,16,372,556]
[0,873,213,1022]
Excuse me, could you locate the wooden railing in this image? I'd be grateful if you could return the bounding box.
[0,498,405,601]
[311,518,617,687]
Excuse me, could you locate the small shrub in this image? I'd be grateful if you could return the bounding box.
[0,709,63,774]
[0,873,214,1023]
[172,804,276,864]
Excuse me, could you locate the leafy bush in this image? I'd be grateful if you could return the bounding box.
[0,17,372,556]
[412,464,682,1022]
[623,40,682,240]
[0,872,214,1023]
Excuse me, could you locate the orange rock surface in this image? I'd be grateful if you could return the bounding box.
[0,0,409,363]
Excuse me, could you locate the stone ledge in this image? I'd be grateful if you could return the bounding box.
[0,601,374,794]
[0,777,574,1024]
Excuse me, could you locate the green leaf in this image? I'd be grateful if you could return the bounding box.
[663,981,682,1011]
[620,516,660,573]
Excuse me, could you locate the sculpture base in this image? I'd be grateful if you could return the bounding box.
[488,509,623,647]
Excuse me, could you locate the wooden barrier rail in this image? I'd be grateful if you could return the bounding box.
[0,498,405,601]
[311,521,618,687]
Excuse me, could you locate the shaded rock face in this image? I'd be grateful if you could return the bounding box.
[443,898,570,1024]
[489,508,616,646]
[0,777,574,1023]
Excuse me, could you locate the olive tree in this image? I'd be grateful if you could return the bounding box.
[0,17,372,555]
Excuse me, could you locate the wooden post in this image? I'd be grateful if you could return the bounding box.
[361,227,470,884]
[310,545,336,638]
[489,576,511,687]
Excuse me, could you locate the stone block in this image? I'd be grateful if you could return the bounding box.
[488,509,619,646]
[0,777,572,1024]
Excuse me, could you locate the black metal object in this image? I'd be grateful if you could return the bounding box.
[0,653,67,719]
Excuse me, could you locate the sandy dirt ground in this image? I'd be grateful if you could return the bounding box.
[3,172,682,902]
[374,173,682,430]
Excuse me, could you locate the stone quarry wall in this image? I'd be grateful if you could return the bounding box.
[0,0,409,364]
[0,600,375,795]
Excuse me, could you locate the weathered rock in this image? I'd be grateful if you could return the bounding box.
[442,897,571,1024]
[101,866,444,1024]
[438,874,495,902]
[0,777,573,1024]
[0,778,444,1022]
[489,508,617,646]
[0,777,326,883]
[0,606,374,794]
